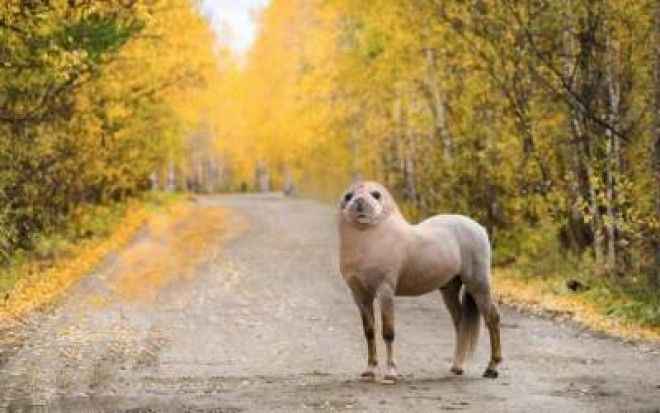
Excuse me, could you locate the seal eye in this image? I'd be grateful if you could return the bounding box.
[343,192,353,203]
[371,191,381,200]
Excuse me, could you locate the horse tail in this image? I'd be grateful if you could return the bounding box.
[454,288,481,366]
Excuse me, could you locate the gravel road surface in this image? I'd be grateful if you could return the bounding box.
[0,194,658,412]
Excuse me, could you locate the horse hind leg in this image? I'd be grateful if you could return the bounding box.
[440,276,465,375]
[464,238,502,378]
[470,288,502,378]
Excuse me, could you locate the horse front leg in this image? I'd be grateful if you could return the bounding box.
[378,284,397,385]
[356,294,377,381]
[349,279,377,381]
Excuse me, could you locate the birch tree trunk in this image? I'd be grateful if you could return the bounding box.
[404,90,418,203]
[651,0,660,286]
[603,9,622,276]
[562,0,605,269]
[423,46,452,162]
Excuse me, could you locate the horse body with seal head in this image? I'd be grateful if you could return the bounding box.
[338,181,502,385]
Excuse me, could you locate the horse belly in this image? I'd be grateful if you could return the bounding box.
[396,271,455,296]
[395,275,443,296]
[395,261,457,296]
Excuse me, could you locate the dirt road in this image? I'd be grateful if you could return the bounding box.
[1,194,658,412]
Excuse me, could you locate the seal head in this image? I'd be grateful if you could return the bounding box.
[339,181,397,227]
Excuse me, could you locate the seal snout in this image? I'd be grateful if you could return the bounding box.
[352,196,374,221]
[355,197,366,213]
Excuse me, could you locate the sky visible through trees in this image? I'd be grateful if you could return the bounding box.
[200,0,269,55]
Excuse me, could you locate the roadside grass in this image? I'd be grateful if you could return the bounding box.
[0,192,181,322]
[493,266,660,342]
[489,220,659,342]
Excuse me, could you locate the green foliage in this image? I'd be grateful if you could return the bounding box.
[578,279,659,327]
[56,13,142,63]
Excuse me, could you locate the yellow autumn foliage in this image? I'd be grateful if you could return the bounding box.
[212,0,659,333]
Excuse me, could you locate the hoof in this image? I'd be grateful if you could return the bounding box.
[381,374,397,385]
[450,366,464,376]
[359,370,376,382]
[483,368,498,378]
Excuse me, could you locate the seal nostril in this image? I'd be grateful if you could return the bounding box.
[356,202,364,213]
